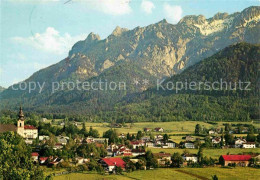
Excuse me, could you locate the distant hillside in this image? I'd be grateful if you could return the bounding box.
[102,43,260,122]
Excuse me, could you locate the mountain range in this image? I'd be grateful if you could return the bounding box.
[0,6,259,122]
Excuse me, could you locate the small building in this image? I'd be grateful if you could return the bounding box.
[130,140,145,149]
[39,157,48,165]
[184,142,195,149]
[101,157,126,172]
[185,136,194,141]
[219,155,252,166]
[145,141,155,148]
[234,138,246,148]
[212,137,223,144]
[153,153,171,166]
[144,128,151,132]
[163,141,176,148]
[31,152,39,163]
[209,130,216,135]
[39,135,50,141]
[132,149,146,156]
[182,154,198,163]
[242,142,256,148]
[154,127,164,132]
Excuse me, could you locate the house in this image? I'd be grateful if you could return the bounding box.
[31,152,39,163]
[184,142,195,149]
[185,136,194,141]
[209,130,216,135]
[118,133,125,138]
[145,141,155,148]
[163,141,176,148]
[182,154,198,163]
[48,157,64,167]
[212,137,222,144]
[41,118,48,122]
[85,137,108,144]
[101,157,126,172]
[154,127,164,132]
[219,155,252,166]
[234,138,246,148]
[130,140,145,149]
[53,143,63,150]
[131,149,146,156]
[39,157,49,165]
[57,136,69,145]
[144,128,151,132]
[242,142,256,148]
[153,153,171,166]
[39,135,50,141]
[75,157,89,164]
[113,145,132,156]
[154,135,163,140]
[141,136,150,142]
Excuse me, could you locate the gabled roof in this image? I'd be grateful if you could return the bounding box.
[221,155,251,161]
[0,124,17,133]
[102,157,125,168]
[31,152,39,156]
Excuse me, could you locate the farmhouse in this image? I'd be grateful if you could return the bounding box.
[153,153,171,166]
[101,157,126,172]
[154,127,164,132]
[242,142,256,148]
[182,154,198,163]
[234,138,247,148]
[184,142,195,149]
[219,155,252,166]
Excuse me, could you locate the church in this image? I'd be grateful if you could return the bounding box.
[0,107,38,139]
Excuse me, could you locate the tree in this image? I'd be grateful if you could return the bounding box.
[163,134,169,143]
[224,133,234,145]
[246,133,256,142]
[212,175,218,180]
[145,150,158,169]
[88,126,99,138]
[197,147,204,164]
[171,152,183,167]
[0,132,44,179]
[195,124,202,135]
[136,131,143,140]
[103,129,118,144]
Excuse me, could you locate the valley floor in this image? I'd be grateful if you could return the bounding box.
[53,167,260,180]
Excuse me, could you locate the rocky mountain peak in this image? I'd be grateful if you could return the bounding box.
[178,15,206,25]
[111,26,128,36]
[86,32,101,42]
[212,12,229,20]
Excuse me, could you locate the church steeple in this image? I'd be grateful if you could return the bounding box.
[18,106,24,120]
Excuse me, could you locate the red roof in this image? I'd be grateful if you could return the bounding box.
[102,157,125,168]
[39,157,48,161]
[222,155,251,161]
[31,152,39,156]
[24,125,37,129]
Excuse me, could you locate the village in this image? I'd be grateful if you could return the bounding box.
[0,107,259,178]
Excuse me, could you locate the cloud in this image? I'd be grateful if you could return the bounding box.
[88,0,132,15]
[141,0,155,14]
[163,4,183,24]
[12,27,86,55]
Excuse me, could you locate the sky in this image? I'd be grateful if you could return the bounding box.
[0,0,259,88]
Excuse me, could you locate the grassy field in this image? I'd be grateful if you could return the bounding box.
[53,167,260,180]
[148,148,260,159]
[50,120,260,135]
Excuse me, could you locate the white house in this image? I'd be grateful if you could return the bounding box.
[242,142,256,148]
[235,138,247,148]
[184,142,195,149]
[182,154,198,163]
[209,130,216,135]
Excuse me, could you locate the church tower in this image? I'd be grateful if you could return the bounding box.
[17,106,25,137]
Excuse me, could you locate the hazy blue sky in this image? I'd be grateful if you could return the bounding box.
[0,0,259,87]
